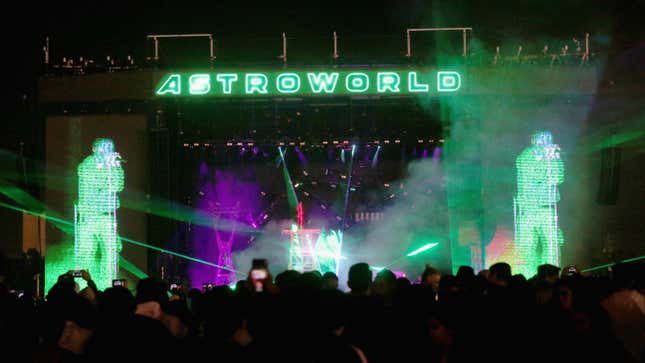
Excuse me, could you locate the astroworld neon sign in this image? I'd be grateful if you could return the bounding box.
[155,70,461,97]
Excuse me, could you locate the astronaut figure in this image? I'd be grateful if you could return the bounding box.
[75,139,124,290]
[515,131,564,277]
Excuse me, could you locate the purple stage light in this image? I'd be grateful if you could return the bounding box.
[187,169,264,288]
[433,147,441,161]
[295,146,309,166]
[200,162,208,176]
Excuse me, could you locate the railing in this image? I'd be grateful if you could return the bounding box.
[42,31,600,75]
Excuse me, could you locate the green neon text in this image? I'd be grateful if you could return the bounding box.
[277,73,301,93]
[189,74,210,95]
[156,74,181,95]
[437,71,461,92]
[155,70,462,96]
[216,74,238,94]
[346,73,369,93]
[377,72,400,93]
[307,72,339,93]
[246,73,268,94]
[408,72,429,92]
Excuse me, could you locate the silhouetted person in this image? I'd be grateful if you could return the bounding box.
[322,271,339,290]
[488,262,512,287]
[347,263,371,296]
[343,263,377,360]
[373,269,397,302]
[422,265,441,300]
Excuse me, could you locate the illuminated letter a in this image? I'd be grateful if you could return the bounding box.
[156,74,181,95]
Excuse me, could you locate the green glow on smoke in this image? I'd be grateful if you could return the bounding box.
[514,131,564,277]
[286,225,343,273]
[315,229,343,274]
[75,139,125,290]
[406,243,439,257]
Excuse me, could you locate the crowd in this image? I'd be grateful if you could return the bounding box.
[0,254,643,363]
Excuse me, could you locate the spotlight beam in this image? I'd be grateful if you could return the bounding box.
[343,145,356,223]
[372,145,381,168]
[279,147,300,213]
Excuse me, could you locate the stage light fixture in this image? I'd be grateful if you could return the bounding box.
[395,139,401,144]
[333,141,339,144]
[384,140,390,144]
[322,141,329,145]
[439,139,445,143]
[418,139,424,143]
[183,143,189,148]
[289,142,296,146]
[236,142,243,146]
[226,142,233,146]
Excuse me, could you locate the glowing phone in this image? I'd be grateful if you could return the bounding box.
[251,269,267,280]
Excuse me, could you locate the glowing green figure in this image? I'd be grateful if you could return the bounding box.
[75,139,124,290]
[514,131,564,277]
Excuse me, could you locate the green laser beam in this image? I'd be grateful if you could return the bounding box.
[120,236,240,274]
[0,150,254,234]
[118,255,149,279]
[0,201,241,274]
[406,243,439,257]
[279,147,299,213]
[580,255,645,273]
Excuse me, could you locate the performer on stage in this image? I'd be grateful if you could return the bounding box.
[515,131,564,277]
[75,139,125,290]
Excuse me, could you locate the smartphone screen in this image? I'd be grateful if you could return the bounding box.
[251,269,267,280]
